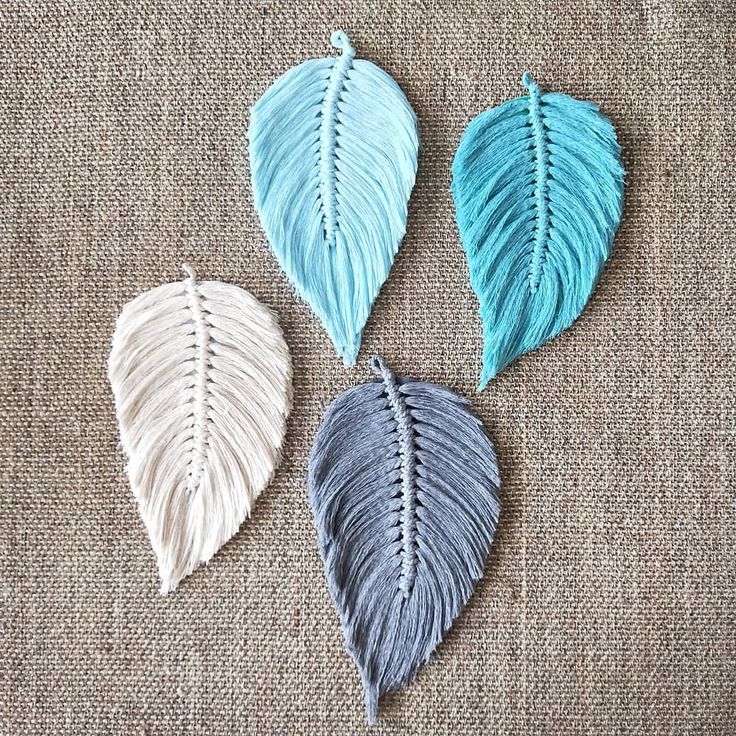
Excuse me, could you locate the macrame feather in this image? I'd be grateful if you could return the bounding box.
[249,31,419,365]
[452,73,624,388]
[108,265,292,593]
[309,356,500,723]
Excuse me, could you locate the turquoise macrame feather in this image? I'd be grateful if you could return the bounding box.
[249,31,419,365]
[452,74,624,389]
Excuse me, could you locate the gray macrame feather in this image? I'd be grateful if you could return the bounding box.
[308,356,501,723]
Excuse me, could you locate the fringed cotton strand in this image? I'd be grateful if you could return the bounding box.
[249,31,419,366]
[308,356,501,724]
[108,265,292,594]
[452,74,624,389]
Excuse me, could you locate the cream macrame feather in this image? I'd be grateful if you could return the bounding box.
[109,265,292,593]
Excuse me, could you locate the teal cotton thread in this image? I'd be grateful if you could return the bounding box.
[451,73,625,388]
[523,73,551,294]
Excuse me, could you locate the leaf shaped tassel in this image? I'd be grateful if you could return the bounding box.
[109,265,292,593]
[452,73,624,389]
[249,31,419,366]
[308,356,500,723]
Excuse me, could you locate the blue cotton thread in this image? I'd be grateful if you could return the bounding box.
[248,31,419,365]
[371,355,418,597]
[523,73,551,294]
[319,31,355,248]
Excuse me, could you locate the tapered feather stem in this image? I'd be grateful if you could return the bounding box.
[523,73,551,294]
[371,355,418,597]
[319,31,355,247]
[182,264,211,496]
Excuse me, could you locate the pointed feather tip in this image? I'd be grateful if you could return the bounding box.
[337,336,361,368]
[363,682,379,726]
[159,577,179,596]
[522,72,539,95]
[181,263,197,281]
[331,30,353,54]
[477,365,497,392]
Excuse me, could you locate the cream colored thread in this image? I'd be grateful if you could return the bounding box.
[182,264,210,496]
[108,267,293,593]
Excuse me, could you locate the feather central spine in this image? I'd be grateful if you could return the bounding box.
[319,33,355,247]
[372,356,419,597]
[183,265,210,496]
[524,73,551,293]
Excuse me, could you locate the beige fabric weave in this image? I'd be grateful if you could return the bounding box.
[1,1,734,734]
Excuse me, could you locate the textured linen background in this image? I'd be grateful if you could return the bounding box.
[1,1,734,734]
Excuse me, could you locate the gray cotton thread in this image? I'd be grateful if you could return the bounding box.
[308,356,501,725]
[372,355,419,597]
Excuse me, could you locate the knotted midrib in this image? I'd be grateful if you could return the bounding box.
[372,356,419,598]
[182,265,211,496]
[318,32,355,247]
[524,73,551,294]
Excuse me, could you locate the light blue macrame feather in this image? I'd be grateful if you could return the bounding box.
[249,32,419,365]
[309,356,500,724]
[452,74,624,389]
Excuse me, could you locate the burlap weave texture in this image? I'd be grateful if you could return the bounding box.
[1,1,734,734]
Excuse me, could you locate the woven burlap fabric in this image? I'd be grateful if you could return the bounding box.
[1,1,734,734]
